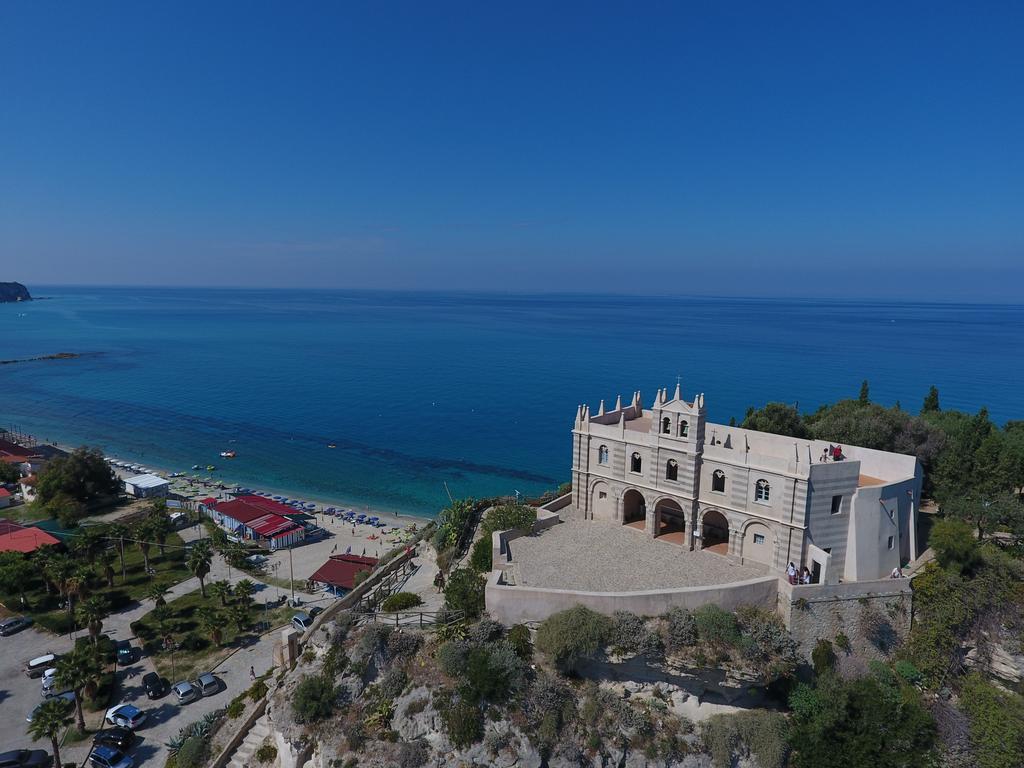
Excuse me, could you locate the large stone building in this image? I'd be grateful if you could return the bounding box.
[569,384,921,584]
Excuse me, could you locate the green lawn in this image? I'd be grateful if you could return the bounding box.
[0,532,192,635]
[130,588,293,682]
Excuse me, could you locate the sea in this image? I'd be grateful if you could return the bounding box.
[1,287,1022,517]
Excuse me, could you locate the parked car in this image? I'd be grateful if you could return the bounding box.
[291,612,312,632]
[114,641,135,665]
[104,704,146,730]
[0,750,52,768]
[92,728,136,753]
[141,672,169,699]
[308,606,324,619]
[27,691,75,722]
[172,681,197,704]
[0,616,33,636]
[25,654,59,678]
[192,672,220,697]
[40,669,57,695]
[88,745,133,768]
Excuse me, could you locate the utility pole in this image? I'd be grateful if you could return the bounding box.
[288,545,296,605]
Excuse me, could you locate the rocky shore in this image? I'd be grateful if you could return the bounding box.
[0,281,32,302]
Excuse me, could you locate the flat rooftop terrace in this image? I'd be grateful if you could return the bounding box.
[509,521,768,592]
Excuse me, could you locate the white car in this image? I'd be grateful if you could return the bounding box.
[104,704,147,730]
[40,669,58,695]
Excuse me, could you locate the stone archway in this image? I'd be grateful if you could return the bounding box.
[741,521,773,566]
[622,489,646,530]
[654,498,685,544]
[701,509,730,555]
[589,481,615,522]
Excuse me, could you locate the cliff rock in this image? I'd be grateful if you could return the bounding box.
[0,282,32,302]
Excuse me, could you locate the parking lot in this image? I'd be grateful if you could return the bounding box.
[0,622,257,768]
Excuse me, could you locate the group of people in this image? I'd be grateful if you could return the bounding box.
[819,444,845,462]
[786,561,813,584]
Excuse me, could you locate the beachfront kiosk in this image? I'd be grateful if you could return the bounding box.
[123,473,171,499]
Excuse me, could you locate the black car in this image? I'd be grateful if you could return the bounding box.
[114,641,135,665]
[0,616,33,636]
[0,750,52,768]
[308,606,324,619]
[92,728,136,753]
[142,671,169,699]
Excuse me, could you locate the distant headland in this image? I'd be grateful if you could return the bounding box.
[0,282,32,302]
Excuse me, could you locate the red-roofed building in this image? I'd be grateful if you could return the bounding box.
[0,488,11,510]
[310,554,378,595]
[0,518,61,553]
[198,495,306,550]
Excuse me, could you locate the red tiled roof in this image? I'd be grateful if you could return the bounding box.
[0,518,61,553]
[310,554,378,590]
[207,497,301,539]
[0,488,10,498]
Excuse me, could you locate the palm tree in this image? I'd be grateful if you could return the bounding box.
[77,596,109,642]
[55,646,104,731]
[187,541,213,597]
[27,696,73,768]
[197,607,224,646]
[148,509,173,558]
[108,522,128,580]
[228,602,250,634]
[233,579,256,607]
[146,581,170,607]
[209,580,233,607]
[133,518,154,574]
[44,555,75,615]
[64,565,92,623]
[97,547,117,588]
[32,546,59,594]
[151,604,172,635]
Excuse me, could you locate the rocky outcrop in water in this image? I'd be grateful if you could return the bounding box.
[0,282,32,302]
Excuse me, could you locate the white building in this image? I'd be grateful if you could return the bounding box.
[569,385,921,584]
[123,473,171,499]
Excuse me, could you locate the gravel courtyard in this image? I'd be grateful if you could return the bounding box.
[510,521,768,591]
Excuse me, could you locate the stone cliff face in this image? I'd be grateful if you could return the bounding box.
[0,282,32,302]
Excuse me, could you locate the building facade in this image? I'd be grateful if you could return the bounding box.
[569,385,921,583]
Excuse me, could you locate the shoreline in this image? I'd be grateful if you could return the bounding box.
[37,436,437,527]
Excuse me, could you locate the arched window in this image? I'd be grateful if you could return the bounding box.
[712,469,726,493]
[755,479,771,502]
[661,417,671,434]
[630,452,642,473]
[679,421,689,437]
[666,459,678,481]
[598,445,609,465]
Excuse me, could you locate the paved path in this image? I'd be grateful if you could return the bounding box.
[510,521,767,592]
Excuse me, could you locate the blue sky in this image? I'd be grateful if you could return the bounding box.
[1,2,1021,299]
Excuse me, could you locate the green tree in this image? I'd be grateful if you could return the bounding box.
[921,385,940,414]
[959,672,1024,768]
[107,523,129,580]
[229,602,250,632]
[26,696,73,768]
[186,540,213,597]
[77,596,109,642]
[55,645,104,731]
[292,674,337,723]
[197,606,224,646]
[132,517,155,574]
[147,505,173,557]
[97,547,117,588]
[535,605,612,671]
[443,568,486,619]
[208,579,232,607]
[233,579,256,607]
[788,672,935,768]
[146,581,170,607]
[741,402,808,438]
[0,551,35,606]
[929,518,981,574]
[0,460,21,484]
[35,446,119,508]
[468,537,492,572]
[858,379,870,404]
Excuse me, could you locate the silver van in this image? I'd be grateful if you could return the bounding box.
[26,653,59,678]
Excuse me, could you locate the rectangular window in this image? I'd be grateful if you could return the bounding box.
[753,533,765,545]
[598,491,607,499]
[887,536,895,550]
[831,495,842,514]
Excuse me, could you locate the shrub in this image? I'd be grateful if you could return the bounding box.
[469,537,492,572]
[609,611,661,656]
[535,605,612,670]
[834,631,851,653]
[292,675,338,723]
[735,607,799,681]
[701,711,789,768]
[663,607,697,652]
[507,624,533,660]
[811,639,836,676]
[175,737,209,768]
[436,641,469,678]
[380,592,423,612]
[894,660,923,685]
[466,617,504,644]
[443,568,486,619]
[480,504,536,536]
[386,630,423,660]
[959,672,1024,768]
[248,679,269,701]
[375,668,408,701]
[929,517,982,574]
[693,605,740,653]
[521,674,576,745]
[396,738,430,768]
[255,744,277,763]
[404,696,428,717]
[356,624,392,660]
[440,698,483,748]
[226,698,245,718]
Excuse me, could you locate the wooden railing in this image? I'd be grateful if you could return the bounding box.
[366,609,465,628]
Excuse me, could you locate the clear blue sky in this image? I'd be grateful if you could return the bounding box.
[1,2,1021,299]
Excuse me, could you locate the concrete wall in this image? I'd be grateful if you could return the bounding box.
[486,570,780,625]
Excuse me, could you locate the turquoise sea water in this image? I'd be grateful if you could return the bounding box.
[1,287,1022,516]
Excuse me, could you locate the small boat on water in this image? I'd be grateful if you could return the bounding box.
[220,450,237,458]
[192,464,202,470]
[327,443,337,449]
[206,464,217,471]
